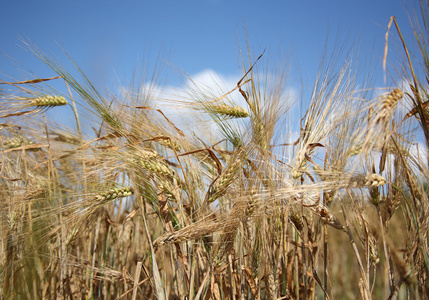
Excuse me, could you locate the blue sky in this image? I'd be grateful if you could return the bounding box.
[1,0,414,83]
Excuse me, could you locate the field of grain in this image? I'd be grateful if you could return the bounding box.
[1,7,429,300]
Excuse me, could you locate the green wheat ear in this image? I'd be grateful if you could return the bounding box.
[3,136,40,151]
[3,137,24,149]
[210,103,249,118]
[289,208,304,231]
[94,186,134,202]
[158,138,181,151]
[29,95,67,107]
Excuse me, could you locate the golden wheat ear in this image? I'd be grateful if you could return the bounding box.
[373,89,404,125]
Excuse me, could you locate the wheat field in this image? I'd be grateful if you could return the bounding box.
[1,7,429,300]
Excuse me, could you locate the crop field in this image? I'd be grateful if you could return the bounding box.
[1,5,429,300]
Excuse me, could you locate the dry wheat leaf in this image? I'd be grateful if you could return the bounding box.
[243,267,259,299]
[0,76,62,84]
[403,100,429,121]
[0,109,41,118]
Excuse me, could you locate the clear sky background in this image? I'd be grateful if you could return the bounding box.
[0,0,420,127]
